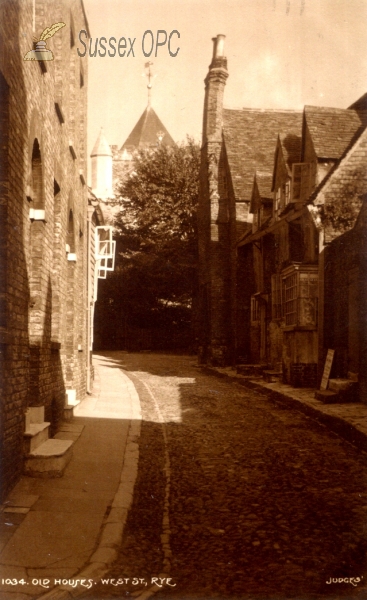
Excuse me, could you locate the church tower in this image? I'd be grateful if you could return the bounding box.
[91,64,175,195]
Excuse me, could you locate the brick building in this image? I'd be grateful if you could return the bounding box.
[0,0,92,499]
[198,35,367,401]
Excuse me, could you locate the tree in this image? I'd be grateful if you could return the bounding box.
[95,138,200,350]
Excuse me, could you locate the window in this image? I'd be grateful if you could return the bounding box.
[274,187,281,219]
[70,15,75,48]
[251,295,260,322]
[95,227,116,279]
[281,265,318,327]
[271,274,282,320]
[283,272,298,326]
[95,226,114,259]
[98,241,116,278]
[285,181,290,206]
[80,61,84,88]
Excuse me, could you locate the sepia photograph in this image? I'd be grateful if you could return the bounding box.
[0,0,367,599]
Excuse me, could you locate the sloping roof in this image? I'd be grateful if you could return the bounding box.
[250,171,273,214]
[348,92,367,112]
[91,128,112,157]
[271,131,302,191]
[121,105,175,151]
[255,171,273,199]
[304,105,367,160]
[223,108,302,202]
[279,131,302,170]
[310,125,367,243]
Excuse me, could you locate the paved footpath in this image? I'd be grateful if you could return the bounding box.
[0,354,141,600]
[83,352,367,600]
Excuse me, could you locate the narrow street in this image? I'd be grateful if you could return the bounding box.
[89,352,367,600]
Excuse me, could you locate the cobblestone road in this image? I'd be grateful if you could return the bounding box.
[89,352,367,600]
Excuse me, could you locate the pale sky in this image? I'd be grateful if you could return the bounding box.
[83,0,367,180]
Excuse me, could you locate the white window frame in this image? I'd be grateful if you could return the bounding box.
[95,226,114,259]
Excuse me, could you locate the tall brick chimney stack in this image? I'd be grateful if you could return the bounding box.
[198,36,232,367]
[202,35,228,144]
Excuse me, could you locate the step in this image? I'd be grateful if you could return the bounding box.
[315,389,339,404]
[63,405,74,422]
[24,439,73,478]
[23,422,50,453]
[263,370,282,383]
[237,364,265,377]
[64,401,80,422]
[329,378,358,400]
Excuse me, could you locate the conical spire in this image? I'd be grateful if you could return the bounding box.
[91,128,113,199]
[91,127,112,157]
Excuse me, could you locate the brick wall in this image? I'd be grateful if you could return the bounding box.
[0,0,89,500]
[198,44,235,366]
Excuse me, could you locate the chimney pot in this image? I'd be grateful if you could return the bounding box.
[212,34,226,60]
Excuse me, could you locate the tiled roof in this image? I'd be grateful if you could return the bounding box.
[304,105,367,160]
[312,126,367,242]
[348,92,367,111]
[279,131,302,170]
[250,171,272,214]
[121,105,175,151]
[223,108,302,201]
[255,171,273,199]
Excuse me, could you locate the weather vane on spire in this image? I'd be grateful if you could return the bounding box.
[143,61,155,107]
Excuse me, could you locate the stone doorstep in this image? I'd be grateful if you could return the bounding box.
[237,364,266,377]
[24,439,74,478]
[263,370,282,383]
[314,389,339,404]
[63,405,75,422]
[329,378,357,393]
[23,422,50,453]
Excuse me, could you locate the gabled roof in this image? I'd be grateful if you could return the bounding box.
[91,128,112,157]
[223,108,302,202]
[348,92,367,112]
[304,105,367,160]
[256,171,273,200]
[272,129,302,191]
[279,131,302,170]
[250,171,273,214]
[309,125,367,243]
[120,105,175,151]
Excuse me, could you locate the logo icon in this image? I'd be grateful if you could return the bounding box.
[24,22,66,61]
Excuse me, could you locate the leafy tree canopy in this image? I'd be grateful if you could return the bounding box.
[96,138,200,347]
